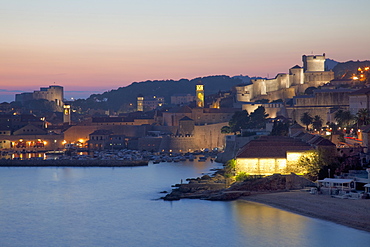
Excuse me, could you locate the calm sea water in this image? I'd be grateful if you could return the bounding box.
[0,161,369,247]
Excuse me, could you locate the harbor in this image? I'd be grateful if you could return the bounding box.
[0,149,218,167]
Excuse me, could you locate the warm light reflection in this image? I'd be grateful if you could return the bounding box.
[232,201,307,245]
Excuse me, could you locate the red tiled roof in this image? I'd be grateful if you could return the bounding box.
[236,136,312,159]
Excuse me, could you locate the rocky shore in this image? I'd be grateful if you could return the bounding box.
[162,171,316,201]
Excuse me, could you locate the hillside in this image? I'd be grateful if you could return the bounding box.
[333,60,370,78]
[72,75,246,112]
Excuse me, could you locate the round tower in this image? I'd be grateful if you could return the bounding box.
[289,65,304,85]
[302,54,326,72]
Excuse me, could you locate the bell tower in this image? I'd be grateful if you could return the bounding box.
[196,83,204,108]
[63,104,71,125]
[137,94,144,111]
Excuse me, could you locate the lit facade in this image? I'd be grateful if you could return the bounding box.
[196,84,204,108]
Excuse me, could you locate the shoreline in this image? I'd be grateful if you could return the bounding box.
[240,191,370,233]
[0,159,148,167]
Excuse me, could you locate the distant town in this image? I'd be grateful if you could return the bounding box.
[1,53,370,195]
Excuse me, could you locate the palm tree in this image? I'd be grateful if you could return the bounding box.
[335,110,354,128]
[300,112,313,130]
[355,108,370,127]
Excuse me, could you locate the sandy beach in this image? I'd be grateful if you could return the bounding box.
[241,191,370,233]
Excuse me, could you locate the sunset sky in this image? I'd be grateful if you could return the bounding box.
[1,0,370,102]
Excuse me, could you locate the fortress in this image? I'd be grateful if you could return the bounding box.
[235,54,334,103]
[15,85,64,108]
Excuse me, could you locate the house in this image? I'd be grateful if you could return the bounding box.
[235,136,313,175]
[88,129,126,150]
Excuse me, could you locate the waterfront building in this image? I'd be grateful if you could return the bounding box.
[235,136,313,175]
[88,129,126,150]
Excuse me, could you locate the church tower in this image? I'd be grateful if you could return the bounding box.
[63,104,71,125]
[196,83,204,108]
[137,94,144,112]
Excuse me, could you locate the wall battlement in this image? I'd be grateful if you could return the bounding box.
[235,54,334,103]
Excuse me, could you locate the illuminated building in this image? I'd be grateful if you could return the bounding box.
[235,54,334,104]
[15,85,64,109]
[235,136,312,175]
[234,134,335,176]
[196,84,204,108]
[136,95,164,112]
[137,94,144,112]
[63,104,71,125]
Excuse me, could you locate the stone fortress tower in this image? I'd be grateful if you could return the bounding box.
[15,85,64,111]
[302,54,325,72]
[33,85,64,107]
[235,53,334,104]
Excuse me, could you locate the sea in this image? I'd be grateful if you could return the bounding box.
[0,160,369,247]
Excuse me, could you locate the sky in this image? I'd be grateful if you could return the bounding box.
[1,0,370,102]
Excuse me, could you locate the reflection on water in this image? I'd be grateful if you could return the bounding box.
[0,164,369,247]
[233,201,309,246]
[232,200,370,247]
[0,152,45,160]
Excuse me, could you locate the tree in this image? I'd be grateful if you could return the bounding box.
[355,108,370,127]
[312,115,323,130]
[248,106,269,129]
[334,110,354,128]
[228,110,250,134]
[297,149,336,181]
[221,126,231,134]
[270,121,289,136]
[300,112,313,130]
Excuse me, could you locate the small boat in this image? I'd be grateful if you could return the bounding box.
[198,156,207,162]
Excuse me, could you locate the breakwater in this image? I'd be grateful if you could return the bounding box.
[0,159,148,167]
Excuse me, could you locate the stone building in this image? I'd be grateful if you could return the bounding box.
[137,122,228,153]
[16,85,64,108]
[137,95,164,111]
[88,129,126,150]
[171,93,195,105]
[234,132,336,176]
[287,88,354,125]
[235,54,334,104]
[162,105,237,126]
[349,87,370,115]
[235,136,313,175]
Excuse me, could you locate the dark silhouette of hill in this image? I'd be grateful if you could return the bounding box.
[72,75,245,112]
[333,60,370,79]
[325,58,338,71]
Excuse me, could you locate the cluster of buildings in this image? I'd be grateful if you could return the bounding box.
[0,54,369,159]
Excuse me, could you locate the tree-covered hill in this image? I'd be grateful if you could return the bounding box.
[72,75,246,112]
[333,60,370,79]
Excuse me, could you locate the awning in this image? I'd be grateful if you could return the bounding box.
[318,178,353,183]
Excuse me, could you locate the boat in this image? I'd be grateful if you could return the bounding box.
[198,156,207,162]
